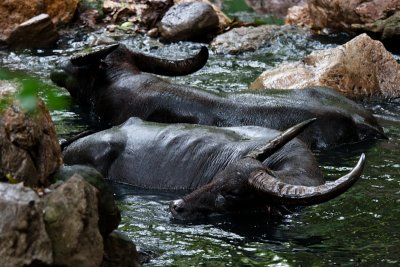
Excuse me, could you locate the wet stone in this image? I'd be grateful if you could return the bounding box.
[43,175,104,267]
[52,165,121,236]
[174,0,231,32]
[0,182,53,267]
[211,24,310,54]
[159,1,219,42]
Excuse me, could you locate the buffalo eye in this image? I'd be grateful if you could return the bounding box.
[224,188,243,200]
[215,194,226,208]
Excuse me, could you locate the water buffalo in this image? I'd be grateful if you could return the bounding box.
[62,117,365,220]
[50,44,386,149]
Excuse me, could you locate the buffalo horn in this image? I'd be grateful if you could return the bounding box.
[130,46,209,76]
[248,153,366,206]
[245,118,316,162]
[71,44,120,66]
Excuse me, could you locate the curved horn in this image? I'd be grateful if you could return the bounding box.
[248,153,366,206]
[71,44,120,66]
[245,118,316,162]
[130,46,209,76]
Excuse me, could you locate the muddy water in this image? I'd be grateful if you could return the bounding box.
[1,7,400,266]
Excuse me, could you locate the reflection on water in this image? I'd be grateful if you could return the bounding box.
[1,10,400,266]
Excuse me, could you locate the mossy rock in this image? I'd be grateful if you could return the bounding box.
[51,165,121,236]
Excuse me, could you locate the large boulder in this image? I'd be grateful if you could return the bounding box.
[245,0,306,17]
[52,165,121,236]
[43,175,104,267]
[0,182,53,267]
[250,33,400,100]
[286,0,400,40]
[0,0,77,44]
[0,174,113,267]
[158,1,220,41]
[0,81,63,187]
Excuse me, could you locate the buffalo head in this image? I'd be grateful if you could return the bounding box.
[50,44,209,106]
[170,119,366,220]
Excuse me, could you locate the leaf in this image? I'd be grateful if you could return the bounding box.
[6,173,19,184]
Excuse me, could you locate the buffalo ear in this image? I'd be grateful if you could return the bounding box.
[70,44,120,66]
[245,118,316,162]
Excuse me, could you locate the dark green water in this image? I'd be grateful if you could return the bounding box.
[1,3,400,265]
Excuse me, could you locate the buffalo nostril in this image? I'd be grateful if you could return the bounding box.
[170,199,185,213]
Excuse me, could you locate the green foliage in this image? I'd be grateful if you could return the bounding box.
[0,95,12,113]
[0,68,69,113]
[253,16,284,26]
[5,173,19,184]
[118,21,135,33]
[18,78,40,113]
[0,68,10,80]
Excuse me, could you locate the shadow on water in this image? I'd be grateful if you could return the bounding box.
[172,210,328,247]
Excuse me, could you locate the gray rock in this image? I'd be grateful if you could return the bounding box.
[0,164,139,267]
[210,24,310,54]
[52,165,121,236]
[0,182,53,267]
[43,175,103,267]
[173,0,231,32]
[159,2,219,41]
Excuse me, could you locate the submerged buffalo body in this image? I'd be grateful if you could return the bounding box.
[51,44,386,149]
[63,118,365,220]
